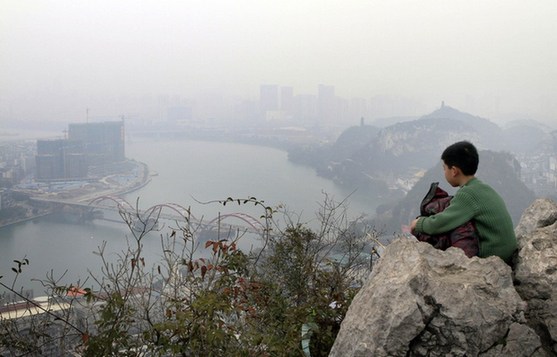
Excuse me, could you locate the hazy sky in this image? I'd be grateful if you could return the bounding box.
[1,0,556,124]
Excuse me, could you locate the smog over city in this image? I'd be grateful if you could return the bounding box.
[1,1,557,127]
[1,2,557,354]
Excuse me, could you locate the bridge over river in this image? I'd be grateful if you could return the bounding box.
[30,195,267,236]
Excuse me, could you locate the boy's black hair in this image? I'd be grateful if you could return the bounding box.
[441,141,479,175]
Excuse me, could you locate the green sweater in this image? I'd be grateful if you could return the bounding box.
[414,178,517,262]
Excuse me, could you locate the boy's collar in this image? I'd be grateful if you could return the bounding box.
[460,176,477,187]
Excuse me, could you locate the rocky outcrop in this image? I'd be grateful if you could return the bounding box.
[514,198,557,239]
[330,198,557,356]
[513,198,557,354]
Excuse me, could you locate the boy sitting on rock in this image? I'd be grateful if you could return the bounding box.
[410,141,517,263]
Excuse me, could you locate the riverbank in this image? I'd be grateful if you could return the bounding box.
[109,161,151,197]
[0,211,52,229]
[0,159,150,229]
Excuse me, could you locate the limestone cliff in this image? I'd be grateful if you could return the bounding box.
[330,198,557,356]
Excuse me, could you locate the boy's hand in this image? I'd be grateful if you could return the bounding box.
[410,218,419,231]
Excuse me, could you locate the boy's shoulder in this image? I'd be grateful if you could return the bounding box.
[460,178,500,200]
[463,178,490,190]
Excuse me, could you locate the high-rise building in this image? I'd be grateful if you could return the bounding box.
[68,120,125,165]
[280,86,294,116]
[318,84,336,124]
[35,120,125,181]
[260,85,279,118]
[35,139,87,181]
[293,94,318,124]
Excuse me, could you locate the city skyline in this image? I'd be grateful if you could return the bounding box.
[1,83,546,129]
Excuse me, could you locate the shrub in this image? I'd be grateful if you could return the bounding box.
[1,195,380,356]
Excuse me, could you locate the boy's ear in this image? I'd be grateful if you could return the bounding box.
[448,165,460,177]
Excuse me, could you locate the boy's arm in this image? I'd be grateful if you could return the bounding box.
[414,191,478,235]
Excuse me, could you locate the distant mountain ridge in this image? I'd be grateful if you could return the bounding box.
[421,105,504,148]
[327,105,507,183]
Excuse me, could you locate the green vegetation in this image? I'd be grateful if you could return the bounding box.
[1,195,379,356]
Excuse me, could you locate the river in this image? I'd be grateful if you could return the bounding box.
[0,139,378,295]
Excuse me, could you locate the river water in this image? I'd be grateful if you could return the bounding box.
[0,139,377,295]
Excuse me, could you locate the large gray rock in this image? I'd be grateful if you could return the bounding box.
[513,198,557,353]
[514,221,557,300]
[329,238,540,357]
[514,198,557,239]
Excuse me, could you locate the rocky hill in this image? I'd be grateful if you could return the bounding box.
[289,105,550,229]
[330,198,557,356]
[289,105,551,199]
[330,124,380,162]
[420,105,504,149]
[338,105,506,176]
